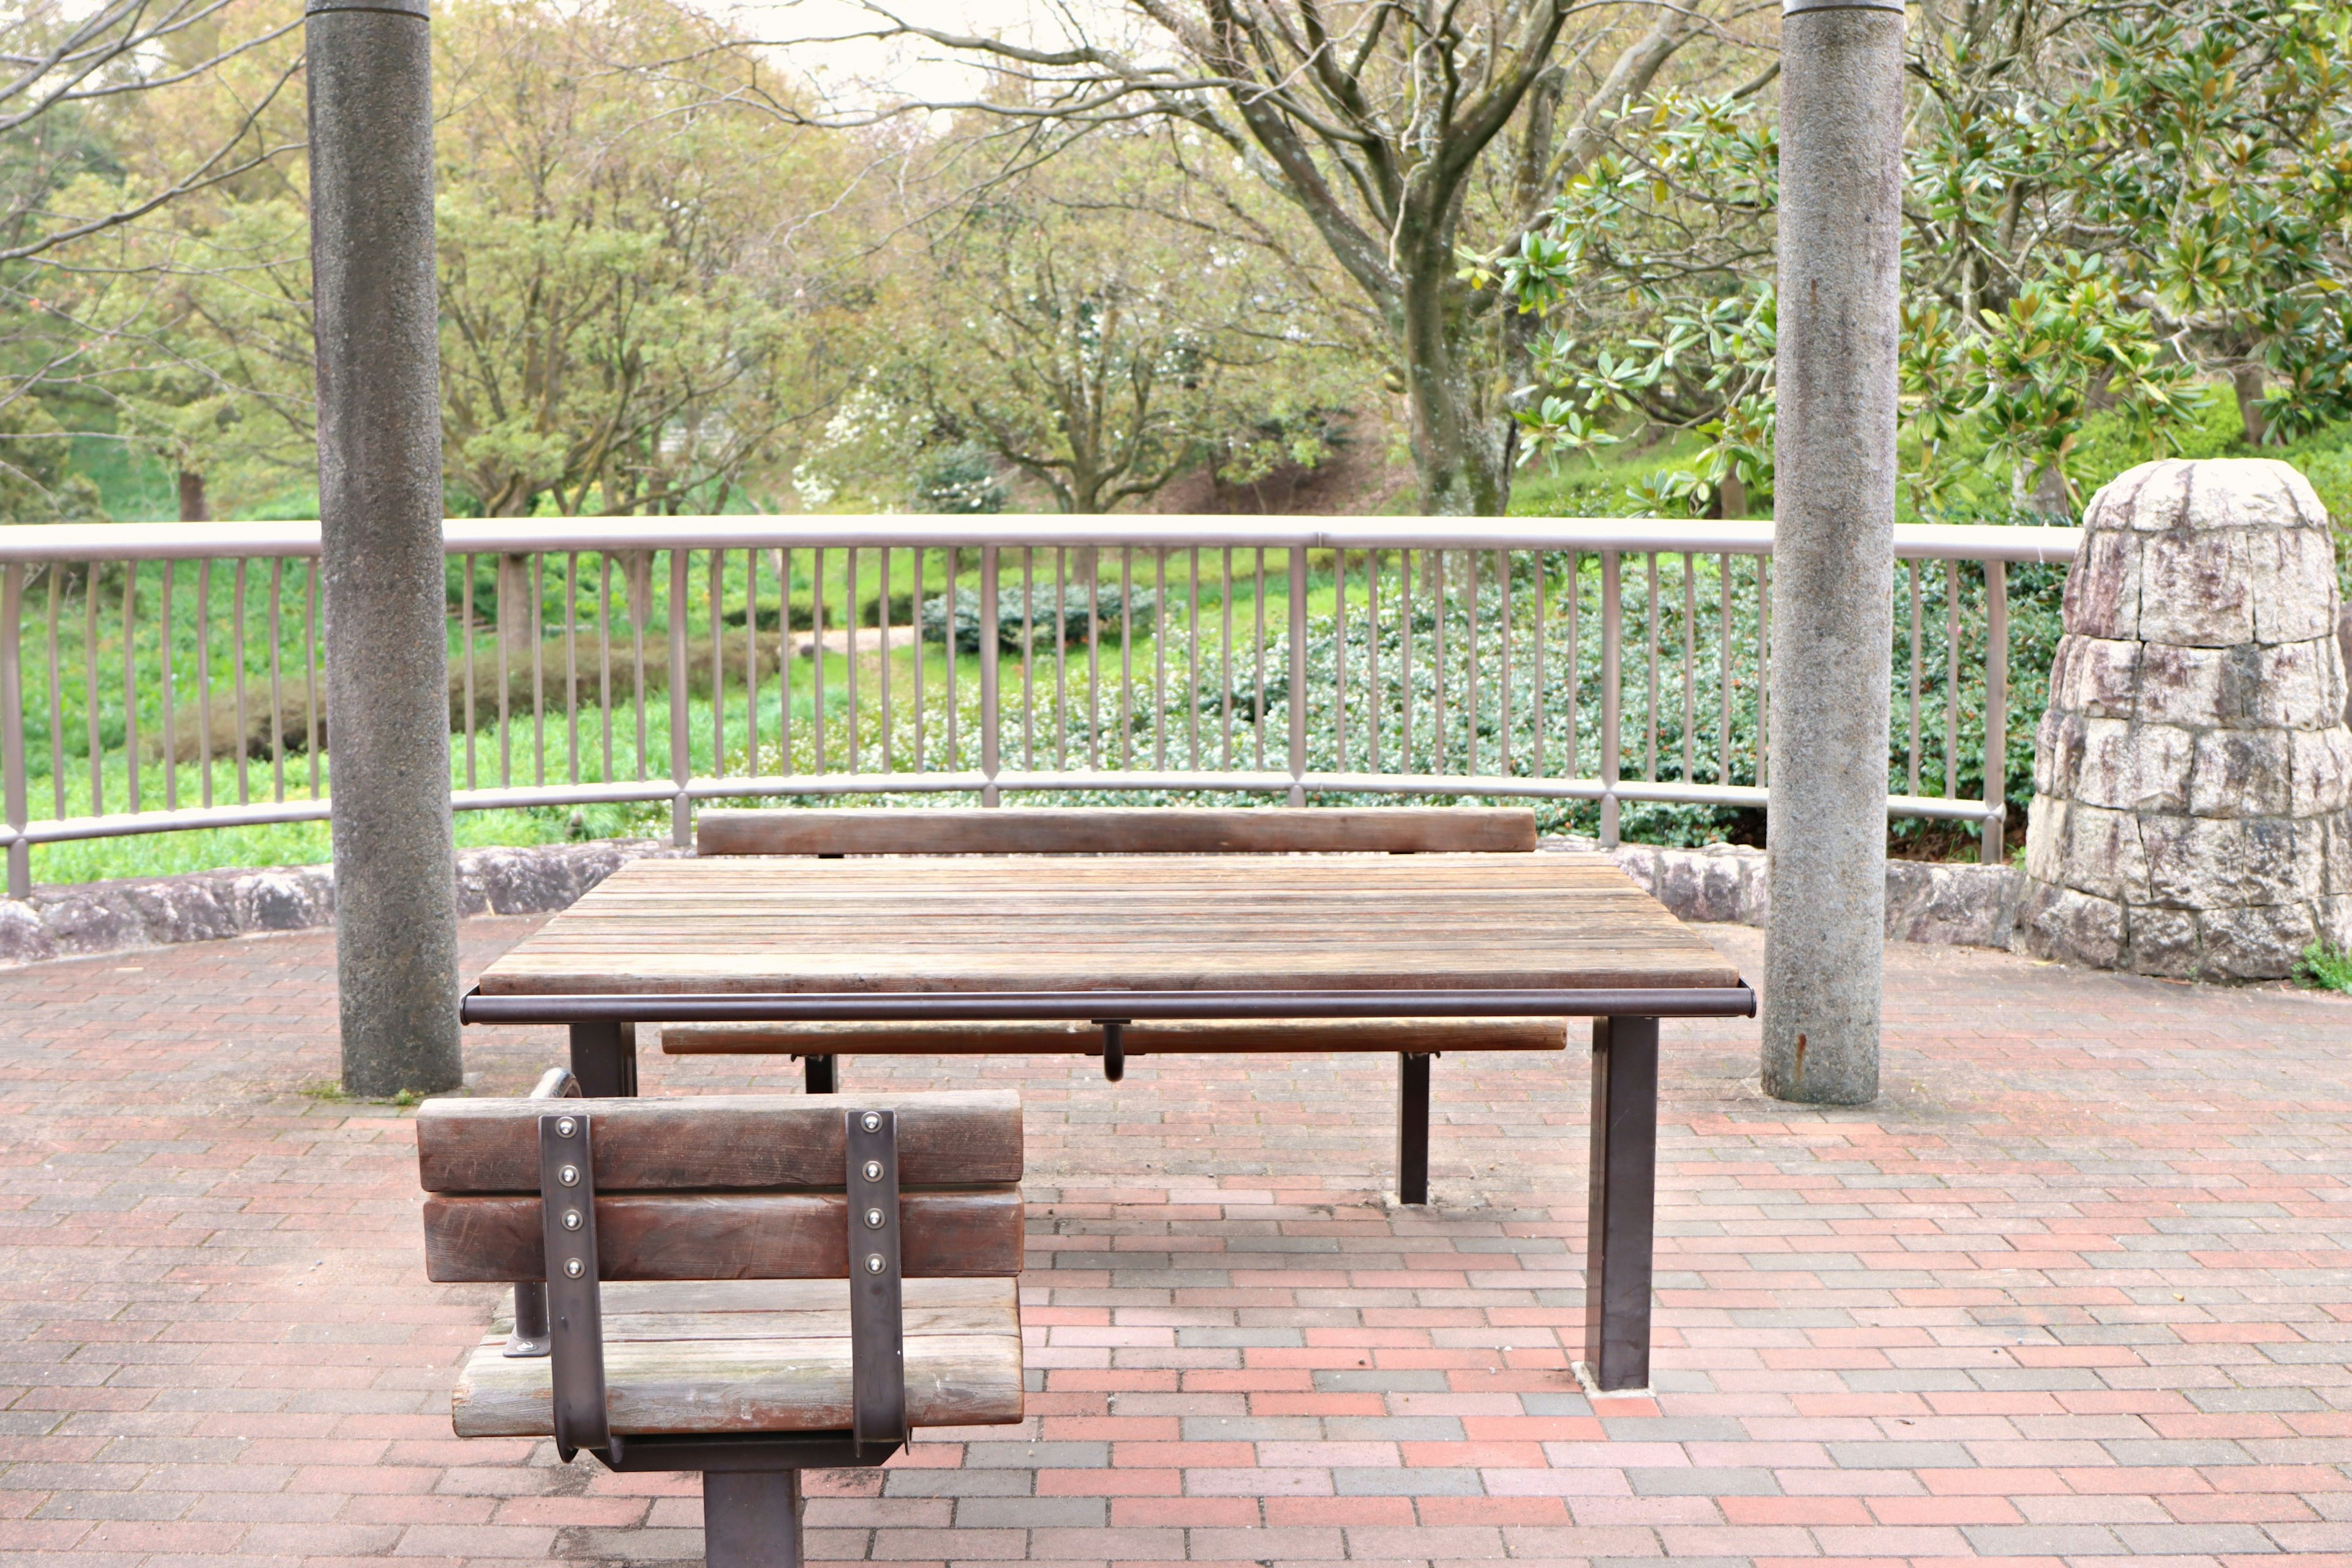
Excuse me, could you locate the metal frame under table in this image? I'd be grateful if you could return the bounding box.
[460,853,1757,1392]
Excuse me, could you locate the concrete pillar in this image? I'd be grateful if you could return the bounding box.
[307,0,462,1097]
[1761,0,1905,1106]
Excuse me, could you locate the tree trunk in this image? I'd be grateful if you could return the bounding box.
[2233,363,2268,447]
[1713,470,1747,519]
[1761,0,1906,1109]
[1401,265,1510,516]
[176,470,211,522]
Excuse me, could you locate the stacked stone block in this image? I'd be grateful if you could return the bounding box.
[2024,458,2352,978]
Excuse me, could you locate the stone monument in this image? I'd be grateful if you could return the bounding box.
[2023,458,2351,978]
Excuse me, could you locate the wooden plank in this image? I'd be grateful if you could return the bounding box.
[660,1018,1567,1056]
[472,854,1743,998]
[416,1090,1022,1194]
[453,1278,1022,1436]
[696,806,1538,858]
[422,1189,1022,1282]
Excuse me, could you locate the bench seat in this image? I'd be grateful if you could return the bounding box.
[662,1017,1567,1057]
[452,1277,1023,1438]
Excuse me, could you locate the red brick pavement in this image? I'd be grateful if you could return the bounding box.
[2,918,2349,1566]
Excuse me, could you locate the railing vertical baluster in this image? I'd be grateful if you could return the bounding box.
[1400,550,1415,768]
[1261,550,1279,775]
[305,563,320,799]
[230,560,249,806]
[566,552,581,785]
[1757,555,1771,787]
[937,547,951,775]
[496,554,511,788]
[162,562,178,812]
[1019,546,1034,772]
[1498,550,1513,776]
[1152,548,1167,770]
[598,554,612,783]
[1533,552,1547,778]
[630,552,647,783]
[462,554,477,791]
[1220,546,1235,771]
[45,567,62,817]
[668,547,689,845]
[880,549,895,772]
[1943,559,1960,797]
[1051,546,1065,772]
[1287,545,1306,806]
[1187,547,1205,771]
[530,552,546,788]
[268,560,286,802]
[123,560,138,815]
[1085,546,1100,772]
[778,548,795,777]
[1600,550,1622,848]
[1681,554,1695,785]
[1466,552,1481,775]
[746,548,763,774]
[913,548,927,773]
[1324,549,1338,772]
[1907,558,1922,796]
[3,563,27,897]
[811,547,827,773]
[1564,552,1580,783]
[1368,550,1384,775]
[710,547,726,777]
[844,546,859,772]
[1983,559,2008,865]
[1718,553,1733,784]
[979,545,1000,805]
[195,559,212,809]
[1432,551,1449,773]
[1120,546,1136,771]
[1643,552,1659,783]
[87,564,104,818]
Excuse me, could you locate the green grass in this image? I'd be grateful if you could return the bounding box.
[2296,942,2352,994]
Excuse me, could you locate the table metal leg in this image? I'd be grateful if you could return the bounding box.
[804,1055,837,1095]
[703,1469,802,1568]
[1584,1015,1658,1392]
[568,1021,637,1098]
[1396,1052,1431,1205]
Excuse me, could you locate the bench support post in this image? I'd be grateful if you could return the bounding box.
[1396,1054,1431,1205]
[568,1021,637,1097]
[1583,1016,1658,1392]
[802,1055,835,1095]
[703,1469,802,1568]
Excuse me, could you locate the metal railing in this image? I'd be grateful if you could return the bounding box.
[0,517,2079,896]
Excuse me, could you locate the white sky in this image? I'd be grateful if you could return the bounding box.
[719,0,1148,110]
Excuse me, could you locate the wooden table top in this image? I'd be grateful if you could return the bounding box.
[472,853,1742,998]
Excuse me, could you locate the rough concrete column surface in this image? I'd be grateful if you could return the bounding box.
[1762,0,1906,1106]
[307,0,462,1096]
[2022,459,2351,978]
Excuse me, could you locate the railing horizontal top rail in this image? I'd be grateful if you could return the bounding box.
[0,516,2084,564]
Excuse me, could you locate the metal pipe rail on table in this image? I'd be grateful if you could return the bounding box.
[2,516,2079,896]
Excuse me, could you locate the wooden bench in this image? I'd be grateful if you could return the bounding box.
[418,1069,1023,1568]
[666,805,1558,1205]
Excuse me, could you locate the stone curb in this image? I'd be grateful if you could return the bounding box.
[0,839,680,970]
[1,833,2026,970]
[1542,835,2024,950]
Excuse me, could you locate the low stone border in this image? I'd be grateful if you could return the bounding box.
[2,832,2027,969]
[1544,836,2025,951]
[0,839,677,968]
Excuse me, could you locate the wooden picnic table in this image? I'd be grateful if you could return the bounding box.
[462,850,1754,1392]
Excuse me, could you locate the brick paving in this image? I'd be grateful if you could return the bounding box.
[2,918,2350,1566]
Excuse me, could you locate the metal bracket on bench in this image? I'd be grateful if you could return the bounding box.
[508,1067,581,1358]
[1094,1019,1128,1082]
[540,1110,613,1464]
[845,1109,908,1458]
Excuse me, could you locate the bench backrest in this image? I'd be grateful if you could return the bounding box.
[696,805,1537,858]
[416,1089,1022,1284]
